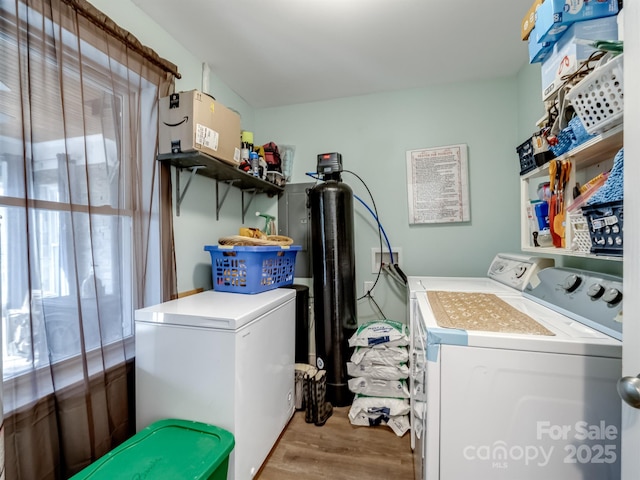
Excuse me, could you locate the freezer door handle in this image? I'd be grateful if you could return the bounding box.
[617,374,640,409]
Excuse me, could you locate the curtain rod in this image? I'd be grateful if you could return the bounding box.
[61,0,182,79]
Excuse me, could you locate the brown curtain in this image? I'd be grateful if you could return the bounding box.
[0,0,178,478]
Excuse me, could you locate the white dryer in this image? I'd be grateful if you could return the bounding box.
[408,254,623,480]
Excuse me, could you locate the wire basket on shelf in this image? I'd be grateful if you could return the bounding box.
[566,54,624,135]
[568,209,592,254]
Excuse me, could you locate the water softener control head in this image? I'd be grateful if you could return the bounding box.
[317,152,343,175]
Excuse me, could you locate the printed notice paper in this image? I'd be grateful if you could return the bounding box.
[406,144,470,224]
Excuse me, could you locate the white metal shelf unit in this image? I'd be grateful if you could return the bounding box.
[520,124,623,260]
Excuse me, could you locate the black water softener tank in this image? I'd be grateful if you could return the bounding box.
[309,153,358,407]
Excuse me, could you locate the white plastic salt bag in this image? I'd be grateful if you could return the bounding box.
[350,345,409,366]
[350,394,411,417]
[346,362,409,380]
[348,410,411,437]
[348,320,409,348]
[348,395,411,437]
[347,376,410,398]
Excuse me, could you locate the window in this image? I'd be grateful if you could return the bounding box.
[0,0,163,411]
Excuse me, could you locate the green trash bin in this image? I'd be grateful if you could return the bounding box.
[70,418,235,480]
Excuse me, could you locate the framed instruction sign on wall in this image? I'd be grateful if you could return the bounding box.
[406,144,470,224]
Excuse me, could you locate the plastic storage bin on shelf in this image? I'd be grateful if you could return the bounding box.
[205,244,301,294]
[581,200,623,256]
[70,419,234,480]
[568,210,592,254]
[516,133,555,176]
[566,54,624,135]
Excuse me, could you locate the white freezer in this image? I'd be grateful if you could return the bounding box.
[135,288,296,480]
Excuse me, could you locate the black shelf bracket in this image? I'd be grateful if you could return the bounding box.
[241,189,258,223]
[176,165,204,216]
[158,151,284,220]
[216,179,239,220]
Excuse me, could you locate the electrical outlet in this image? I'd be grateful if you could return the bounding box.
[364,281,374,293]
[371,247,402,273]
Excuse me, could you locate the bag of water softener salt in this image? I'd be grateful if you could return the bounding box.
[348,319,409,347]
[348,395,411,437]
[350,394,411,417]
[348,409,411,437]
[347,362,409,380]
[350,345,409,366]
[347,377,410,398]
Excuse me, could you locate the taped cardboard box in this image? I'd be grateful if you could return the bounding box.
[528,25,553,64]
[159,90,241,166]
[540,15,618,101]
[521,0,544,41]
[535,0,618,45]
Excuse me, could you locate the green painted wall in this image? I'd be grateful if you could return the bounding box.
[254,77,528,321]
[92,0,615,323]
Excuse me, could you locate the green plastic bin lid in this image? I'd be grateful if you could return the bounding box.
[72,419,235,480]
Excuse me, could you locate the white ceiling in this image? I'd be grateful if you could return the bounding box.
[131,0,532,108]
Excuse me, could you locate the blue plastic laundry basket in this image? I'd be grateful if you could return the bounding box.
[204,244,301,294]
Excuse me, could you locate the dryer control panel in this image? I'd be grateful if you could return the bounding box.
[486,253,554,291]
[523,267,623,340]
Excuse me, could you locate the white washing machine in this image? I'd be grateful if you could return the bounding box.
[134,288,296,480]
[408,254,623,480]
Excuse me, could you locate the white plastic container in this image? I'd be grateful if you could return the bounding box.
[567,54,624,135]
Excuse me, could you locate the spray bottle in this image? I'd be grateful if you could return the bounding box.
[256,212,276,236]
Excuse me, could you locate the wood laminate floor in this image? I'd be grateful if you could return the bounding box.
[256,407,414,480]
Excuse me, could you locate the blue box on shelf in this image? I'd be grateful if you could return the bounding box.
[535,0,618,45]
[529,26,553,64]
[540,15,618,100]
[205,244,301,294]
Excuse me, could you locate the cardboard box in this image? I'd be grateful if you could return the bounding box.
[521,0,544,41]
[540,15,618,100]
[529,26,553,63]
[159,90,241,166]
[535,0,618,45]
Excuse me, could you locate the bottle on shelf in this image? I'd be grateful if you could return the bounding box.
[241,130,254,170]
[250,152,260,177]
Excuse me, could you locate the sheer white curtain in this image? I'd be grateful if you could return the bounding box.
[0,0,177,477]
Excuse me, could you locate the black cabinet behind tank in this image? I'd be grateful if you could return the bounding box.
[282,284,310,364]
[309,179,358,407]
[278,182,315,278]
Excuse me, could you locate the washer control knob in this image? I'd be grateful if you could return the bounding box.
[563,274,582,293]
[602,288,622,305]
[515,265,527,278]
[587,283,605,299]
